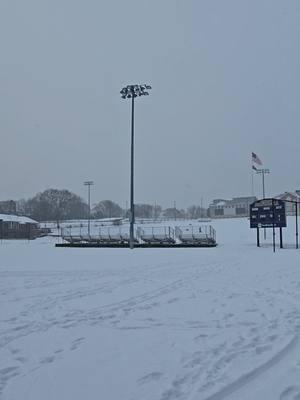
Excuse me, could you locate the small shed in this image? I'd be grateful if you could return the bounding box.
[0,214,41,239]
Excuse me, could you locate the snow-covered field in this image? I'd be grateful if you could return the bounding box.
[1,218,300,400]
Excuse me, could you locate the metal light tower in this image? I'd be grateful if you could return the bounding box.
[256,168,270,199]
[84,181,94,235]
[120,84,151,249]
[256,169,270,240]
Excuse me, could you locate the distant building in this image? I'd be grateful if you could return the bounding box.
[274,191,300,215]
[0,200,16,214]
[0,214,44,239]
[208,196,257,218]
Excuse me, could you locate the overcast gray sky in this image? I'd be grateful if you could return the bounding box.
[1,0,299,208]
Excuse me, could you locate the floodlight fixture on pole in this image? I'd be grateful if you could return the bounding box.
[120,84,152,249]
[84,180,94,235]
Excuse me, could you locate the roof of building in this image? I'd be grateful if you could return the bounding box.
[229,196,257,205]
[210,196,257,207]
[214,201,227,206]
[211,199,228,206]
[0,214,38,224]
[275,191,300,201]
[232,196,257,202]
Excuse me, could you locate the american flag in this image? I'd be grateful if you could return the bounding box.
[252,152,262,165]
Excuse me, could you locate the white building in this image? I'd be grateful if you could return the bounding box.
[274,191,300,215]
[208,196,257,218]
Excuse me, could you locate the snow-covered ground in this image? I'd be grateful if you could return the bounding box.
[1,218,300,400]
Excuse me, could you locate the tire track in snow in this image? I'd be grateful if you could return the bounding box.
[202,335,300,400]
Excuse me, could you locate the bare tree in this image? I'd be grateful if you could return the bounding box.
[92,200,123,219]
[26,189,88,225]
[163,208,186,219]
[186,205,207,219]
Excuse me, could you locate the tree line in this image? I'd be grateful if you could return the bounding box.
[14,188,207,223]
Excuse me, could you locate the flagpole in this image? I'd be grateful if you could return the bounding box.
[251,163,254,196]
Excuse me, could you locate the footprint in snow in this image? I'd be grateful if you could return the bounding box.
[0,366,21,392]
[54,349,64,354]
[279,385,300,400]
[10,348,20,355]
[15,356,28,364]
[138,371,163,384]
[70,337,85,351]
[0,366,20,377]
[167,297,179,304]
[255,344,272,355]
[40,356,55,364]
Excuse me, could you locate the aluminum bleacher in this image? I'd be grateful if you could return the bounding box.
[175,225,216,245]
[137,226,175,244]
[60,224,216,247]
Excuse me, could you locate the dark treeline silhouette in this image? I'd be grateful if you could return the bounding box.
[9,188,208,222]
[17,189,89,225]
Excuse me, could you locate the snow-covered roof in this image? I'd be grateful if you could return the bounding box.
[210,196,257,207]
[215,201,227,206]
[275,191,300,200]
[0,214,38,224]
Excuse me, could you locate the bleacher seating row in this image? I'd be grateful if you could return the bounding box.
[62,225,216,246]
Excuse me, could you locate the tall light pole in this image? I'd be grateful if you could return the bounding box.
[256,168,270,240]
[84,181,94,235]
[120,84,152,249]
[256,168,270,199]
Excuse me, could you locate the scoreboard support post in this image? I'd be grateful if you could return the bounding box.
[272,198,275,253]
[296,203,299,249]
[272,223,275,253]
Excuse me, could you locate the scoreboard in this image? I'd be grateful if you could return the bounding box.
[250,199,286,229]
